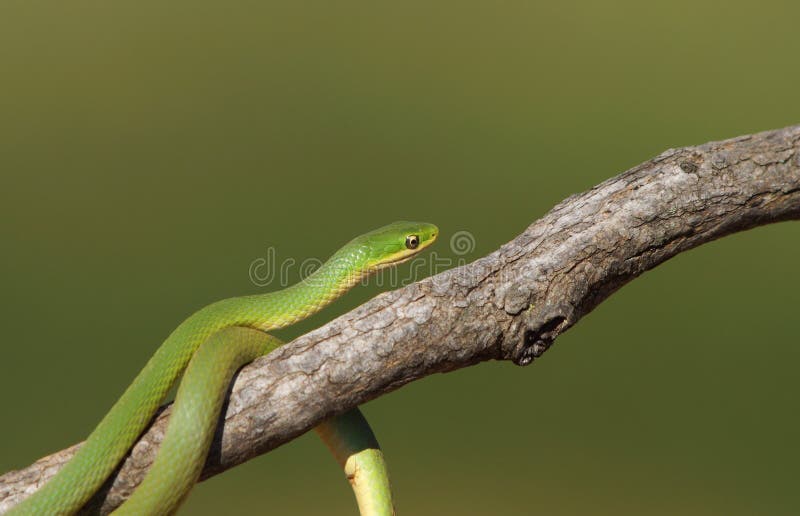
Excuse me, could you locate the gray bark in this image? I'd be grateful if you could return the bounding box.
[2,124,799,514]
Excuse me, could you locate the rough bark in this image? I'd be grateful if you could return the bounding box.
[2,124,799,514]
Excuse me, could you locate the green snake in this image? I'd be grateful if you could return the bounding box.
[8,221,438,515]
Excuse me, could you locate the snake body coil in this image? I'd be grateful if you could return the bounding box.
[9,221,438,515]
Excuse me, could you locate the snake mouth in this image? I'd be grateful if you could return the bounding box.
[386,254,415,266]
[369,254,414,273]
[371,242,434,271]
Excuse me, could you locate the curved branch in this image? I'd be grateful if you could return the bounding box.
[2,124,799,514]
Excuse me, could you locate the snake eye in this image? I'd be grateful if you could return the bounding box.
[405,234,420,249]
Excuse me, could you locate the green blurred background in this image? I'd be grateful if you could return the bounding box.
[1,1,799,514]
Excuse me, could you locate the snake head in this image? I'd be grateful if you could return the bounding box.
[356,221,439,272]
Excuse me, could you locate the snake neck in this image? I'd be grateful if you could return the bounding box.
[217,243,370,331]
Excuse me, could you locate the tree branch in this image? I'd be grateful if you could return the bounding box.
[2,124,799,514]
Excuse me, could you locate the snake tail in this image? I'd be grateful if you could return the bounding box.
[316,409,395,516]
